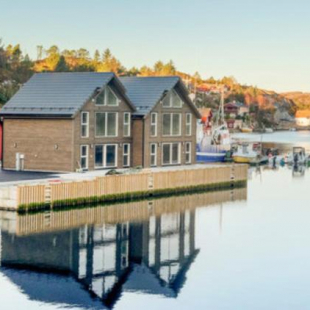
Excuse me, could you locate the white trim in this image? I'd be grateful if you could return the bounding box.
[123,112,131,137]
[162,113,182,137]
[162,90,183,108]
[123,143,130,167]
[94,144,118,169]
[80,145,89,170]
[186,113,192,136]
[150,143,157,167]
[185,142,191,164]
[162,142,181,165]
[150,112,158,137]
[95,86,120,107]
[95,112,118,138]
[81,111,89,138]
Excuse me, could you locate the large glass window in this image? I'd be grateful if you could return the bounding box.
[186,113,192,136]
[106,145,117,167]
[162,90,183,108]
[162,143,180,165]
[95,145,118,168]
[95,87,118,106]
[80,145,88,170]
[150,113,157,137]
[81,112,89,138]
[123,113,131,137]
[185,142,191,164]
[96,112,118,137]
[123,144,130,167]
[150,143,157,166]
[162,113,181,136]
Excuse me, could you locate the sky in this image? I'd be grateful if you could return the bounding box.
[1,0,310,92]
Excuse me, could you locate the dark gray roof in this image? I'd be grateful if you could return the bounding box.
[120,76,180,116]
[0,72,120,117]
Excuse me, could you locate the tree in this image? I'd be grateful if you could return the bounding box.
[55,55,69,72]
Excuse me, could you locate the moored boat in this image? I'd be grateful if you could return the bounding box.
[232,142,267,165]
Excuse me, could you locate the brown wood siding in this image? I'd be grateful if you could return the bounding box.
[142,97,197,168]
[73,84,133,171]
[3,119,74,172]
[132,119,144,167]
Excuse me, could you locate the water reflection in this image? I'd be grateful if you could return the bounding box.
[0,188,246,309]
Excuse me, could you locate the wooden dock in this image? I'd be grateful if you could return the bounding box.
[0,164,248,212]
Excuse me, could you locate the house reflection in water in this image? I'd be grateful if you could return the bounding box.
[0,188,246,309]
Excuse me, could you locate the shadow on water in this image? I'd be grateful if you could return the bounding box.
[0,188,247,309]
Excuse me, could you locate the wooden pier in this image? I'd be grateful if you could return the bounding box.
[0,164,248,212]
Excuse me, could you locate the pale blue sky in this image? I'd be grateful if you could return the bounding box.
[1,0,310,92]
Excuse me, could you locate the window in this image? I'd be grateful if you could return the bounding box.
[186,113,192,136]
[150,143,157,166]
[95,112,118,137]
[123,144,130,167]
[185,142,191,164]
[80,145,89,170]
[95,145,118,168]
[162,143,181,165]
[162,113,181,136]
[95,87,119,106]
[81,112,89,138]
[123,113,131,137]
[150,113,157,137]
[162,90,183,108]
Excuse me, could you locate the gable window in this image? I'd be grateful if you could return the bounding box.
[95,144,118,168]
[186,113,192,136]
[163,113,181,136]
[162,143,181,165]
[95,112,118,137]
[150,143,157,166]
[162,90,183,108]
[80,145,89,170]
[95,87,119,106]
[185,142,191,164]
[123,113,131,137]
[150,113,158,137]
[81,112,89,138]
[123,144,130,167]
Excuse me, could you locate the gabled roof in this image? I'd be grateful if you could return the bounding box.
[0,72,134,117]
[296,110,310,118]
[120,76,201,118]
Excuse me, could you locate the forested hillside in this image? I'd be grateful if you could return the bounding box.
[0,40,307,120]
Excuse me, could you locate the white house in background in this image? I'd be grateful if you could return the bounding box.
[295,110,310,127]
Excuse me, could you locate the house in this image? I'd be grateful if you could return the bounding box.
[0,72,135,172]
[0,73,200,172]
[120,76,201,168]
[224,102,238,118]
[295,110,310,127]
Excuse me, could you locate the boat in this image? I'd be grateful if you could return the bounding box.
[285,147,309,165]
[196,90,231,163]
[232,142,268,165]
[240,127,253,133]
[265,128,274,133]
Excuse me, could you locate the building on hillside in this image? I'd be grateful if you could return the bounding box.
[295,110,310,127]
[0,73,200,172]
[120,77,201,168]
[224,102,238,118]
[0,73,135,172]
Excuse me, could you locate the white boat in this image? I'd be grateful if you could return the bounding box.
[196,90,231,163]
[285,147,309,165]
[265,128,274,133]
[232,142,268,164]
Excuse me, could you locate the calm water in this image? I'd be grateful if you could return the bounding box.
[0,131,310,310]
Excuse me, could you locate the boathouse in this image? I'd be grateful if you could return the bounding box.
[120,76,201,167]
[0,73,200,172]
